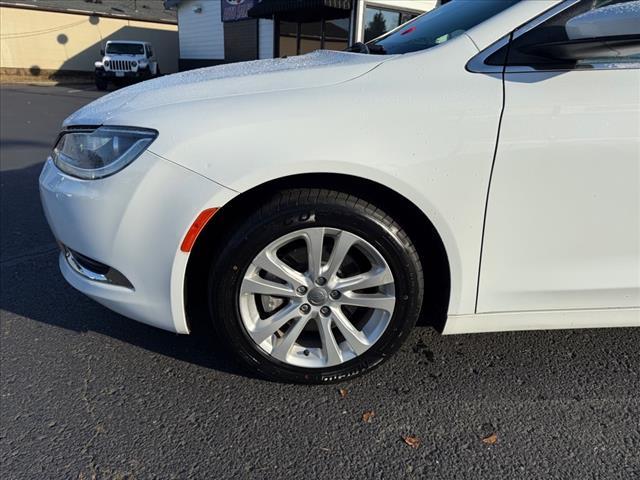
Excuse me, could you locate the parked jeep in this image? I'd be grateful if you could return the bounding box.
[94,41,160,90]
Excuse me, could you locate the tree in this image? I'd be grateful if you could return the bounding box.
[365,11,388,42]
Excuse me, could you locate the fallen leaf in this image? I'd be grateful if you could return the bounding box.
[362,410,375,423]
[338,388,348,398]
[482,432,498,445]
[402,435,421,449]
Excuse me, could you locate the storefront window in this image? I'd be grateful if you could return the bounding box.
[299,21,323,54]
[324,18,350,51]
[277,16,350,57]
[278,21,298,57]
[364,6,419,42]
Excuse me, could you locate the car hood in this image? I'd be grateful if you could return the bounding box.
[64,50,388,126]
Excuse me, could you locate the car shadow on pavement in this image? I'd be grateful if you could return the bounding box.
[1,254,252,379]
[0,163,253,380]
[2,163,639,392]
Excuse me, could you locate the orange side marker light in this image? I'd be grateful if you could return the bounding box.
[180,208,219,252]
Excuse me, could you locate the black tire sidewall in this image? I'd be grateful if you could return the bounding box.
[95,78,107,90]
[209,193,422,383]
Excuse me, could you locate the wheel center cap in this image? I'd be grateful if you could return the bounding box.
[307,287,328,306]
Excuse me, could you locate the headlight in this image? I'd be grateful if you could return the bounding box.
[51,126,157,180]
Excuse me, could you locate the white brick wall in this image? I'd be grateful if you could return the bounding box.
[177,0,224,60]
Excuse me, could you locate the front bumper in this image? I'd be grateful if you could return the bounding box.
[96,68,149,79]
[39,151,236,333]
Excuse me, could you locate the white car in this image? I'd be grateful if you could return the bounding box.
[40,0,640,383]
[94,41,160,91]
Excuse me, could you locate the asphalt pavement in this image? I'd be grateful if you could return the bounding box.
[1,84,639,479]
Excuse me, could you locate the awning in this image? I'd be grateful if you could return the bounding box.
[248,0,353,22]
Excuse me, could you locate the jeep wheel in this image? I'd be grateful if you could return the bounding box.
[95,77,108,91]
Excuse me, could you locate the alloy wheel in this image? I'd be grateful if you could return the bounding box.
[238,227,396,368]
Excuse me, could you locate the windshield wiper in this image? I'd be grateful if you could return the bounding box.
[346,42,387,55]
[368,44,387,55]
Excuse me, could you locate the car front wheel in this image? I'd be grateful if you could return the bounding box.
[95,76,107,91]
[209,189,424,383]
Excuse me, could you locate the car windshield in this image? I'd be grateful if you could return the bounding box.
[369,0,522,55]
[106,43,144,55]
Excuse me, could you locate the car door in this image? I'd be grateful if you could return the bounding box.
[478,0,640,313]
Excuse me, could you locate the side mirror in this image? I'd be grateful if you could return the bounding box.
[522,35,640,61]
[100,48,105,56]
[527,3,640,61]
[566,3,638,40]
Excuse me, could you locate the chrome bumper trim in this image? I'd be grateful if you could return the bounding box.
[63,246,134,290]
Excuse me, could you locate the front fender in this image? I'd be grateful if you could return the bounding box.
[120,37,499,315]
[169,158,466,317]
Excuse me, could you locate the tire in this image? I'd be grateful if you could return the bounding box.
[155,66,161,77]
[95,77,108,91]
[208,189,424,383]
[140,67,152,80]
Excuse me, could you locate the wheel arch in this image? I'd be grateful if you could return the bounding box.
[184,173,452,335]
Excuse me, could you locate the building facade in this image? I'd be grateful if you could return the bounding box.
[166,0,440,70]
[0,0,179,79]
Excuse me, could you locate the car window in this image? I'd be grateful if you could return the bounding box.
[369,0,522,55]
[502,0,640,69]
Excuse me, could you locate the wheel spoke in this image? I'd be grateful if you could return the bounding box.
[240,276,296,298]
[271,314,313,361]
[247,303,300,345]
[317,317,342,366]
[324,231,358,281]
[339,293,395,313]
[334,267,394,292]
[304,228,325,278]
[239,226,398,368]
[252,250,307,288]
[331,308,370,355]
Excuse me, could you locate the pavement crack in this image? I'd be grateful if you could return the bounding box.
[0,243,59,268]
[80,355,101,478]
